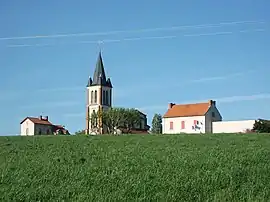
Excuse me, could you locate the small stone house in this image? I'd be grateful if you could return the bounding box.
[20,116,69,136]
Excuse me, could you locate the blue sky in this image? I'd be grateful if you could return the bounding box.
[0,0,269,135]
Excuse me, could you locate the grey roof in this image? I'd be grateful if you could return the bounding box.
[86,77,92,87]
[87,52,113,88]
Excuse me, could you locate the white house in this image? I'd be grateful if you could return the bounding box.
[20,116,69,136]
[162,100,222,134]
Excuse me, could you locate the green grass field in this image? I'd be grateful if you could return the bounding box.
[1,134,270,201]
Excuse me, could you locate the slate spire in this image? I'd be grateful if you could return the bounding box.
[92,51,107,86]
[87,51,113,88]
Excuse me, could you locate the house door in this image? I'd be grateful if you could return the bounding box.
[26,128,29,135]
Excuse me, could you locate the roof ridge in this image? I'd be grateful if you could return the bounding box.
[174,101,209,106]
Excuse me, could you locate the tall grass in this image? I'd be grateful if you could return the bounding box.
[1,134,270,201]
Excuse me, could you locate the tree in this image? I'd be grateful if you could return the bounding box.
[122,108,141,133]
[151,113,162,134]
[253,119,270,133]
[102,107,126,134]
[89,107,142,134]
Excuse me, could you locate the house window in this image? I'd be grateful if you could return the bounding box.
[38,129,42,135]
[47,129,50,134]
[181,121,185,129]
[212,112,215,118]
[170,121,173,130]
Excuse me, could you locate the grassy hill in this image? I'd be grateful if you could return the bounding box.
[1,134,270,201]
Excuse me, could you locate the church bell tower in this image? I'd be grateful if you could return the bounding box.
[85,51,113,135]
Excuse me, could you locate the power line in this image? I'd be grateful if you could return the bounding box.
[0,20,265,41]
[6,29,265,48]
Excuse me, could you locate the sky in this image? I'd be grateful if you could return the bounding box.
[0,0,269,135]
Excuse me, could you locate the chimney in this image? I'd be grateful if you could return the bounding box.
[39,115,42,120]
[168,103,175,109]
[209,100,216,106]
[44,116,48,121]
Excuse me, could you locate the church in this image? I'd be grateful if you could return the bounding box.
[85,52,150,135]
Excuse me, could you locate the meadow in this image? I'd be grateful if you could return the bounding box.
[1,134,270,201]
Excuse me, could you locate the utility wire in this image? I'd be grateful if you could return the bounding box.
[0,20,265,41]
[6,28,265,48]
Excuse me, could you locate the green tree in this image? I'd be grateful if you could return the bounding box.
[89,107,142,134]
[151,113,162,134]
[123,108,141,133]
[253,119,270,133]
[102,107,126,134]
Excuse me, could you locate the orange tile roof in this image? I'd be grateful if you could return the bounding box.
[20,117,52,125]
[163,101,211,118]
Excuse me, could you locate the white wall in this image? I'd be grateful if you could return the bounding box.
[87,86,112,107]
[20,119,35,136]
[21,119,55,135]
[87,85,101,106]
[213,120,255,133]
[163,116,206,134]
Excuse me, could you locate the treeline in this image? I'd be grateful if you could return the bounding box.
[253,119,270,133]
[90,107,145,134]
[75,108,163,135]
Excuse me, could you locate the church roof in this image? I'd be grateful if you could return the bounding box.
[87,52,113,88]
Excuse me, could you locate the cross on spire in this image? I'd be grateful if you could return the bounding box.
[97,40,103,52]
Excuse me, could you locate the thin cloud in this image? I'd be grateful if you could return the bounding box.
[114,70,253,98]
[6,28,265,48]
[137,105,167,112]
[186,70,253,84]
[137,93,270,113]
[63,112,85,118]
[20,101,80,109]
[184,29,264,37]
[190,93,270,104]
[0,86,84,101]
[216,93,270,103]
[0,70,254,103]
[1,20,263,41]
[30,70,253,99]
[60,93,270,119]
[36,86,83,92]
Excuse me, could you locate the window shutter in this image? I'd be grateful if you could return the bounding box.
[170,122,173,130]
[181,121,185,129]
